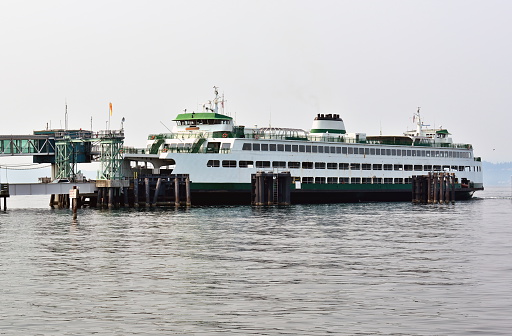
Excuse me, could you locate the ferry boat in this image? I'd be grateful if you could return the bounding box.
[124,88,483,204]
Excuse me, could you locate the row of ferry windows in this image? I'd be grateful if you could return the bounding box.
[241,143,471,158]
[206,160,481,172]
[302,177,411,184]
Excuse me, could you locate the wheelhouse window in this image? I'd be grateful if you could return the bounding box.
[288,161,300,169]
[242,143,252,150]
[252,143,260,151]
[261,144,269,151]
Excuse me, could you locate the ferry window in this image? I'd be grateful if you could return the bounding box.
[391,149,396,156]
[451,166,458,171]
[222,160,237,168]
[353,148,359,155]
[292,145,298,152]
[370,148,376,155]
[336,147,341,154]
[339,163,349,170]
[288,161,300,169]
[302,177,313,184]
[261,144,269,151]
[435,151,440,157]
[315,177,326,184]
[374,178,383,184]
[424,165,432,171]
[340,177,349,184]
[425,151,430,157]
[252,143,260,151]
[331,146,336,153]
[384,178,393,184]
[414,165,422,171]
[394,164,403,171]
[465,166,471,171]
[375,148,381,155]
[348,147,353,154]
[396,149,402,156]
[318,146,324,153]
[407,150,412,156]
[412,150,417,156]
[458,166,464,171]
[455,152,460,158]
[269,144,276,151]
[386,149,391,155]
[325,146,330,153]
[394,178,404,184]
[239,161,254,168]
[312,146,318,153]
[285,144,291,152]
[404,178,412,184]
[256,161,271,168]
[327,177,338,184]
[342,147,347,154]
[448,151,453,158]
[272,161,286,168]
[221,143,231,149]
[350,163,360,170]
[299,145,305,152]
[306,145,312,153]
[302,162,313,169]
[384,164,392,171]
[433,165,441,171]
[277,144,284,151]
[364,148,370,155]
[362,164,371,170]
[327,162,338,169]
[404,165,413,171]
[315,162,326,169]
[242,143,252,151]
[373,164,382,170]
[362,177,372,184]
[350,177,361,184]
[207,160,220,167]
[443,165,450,171]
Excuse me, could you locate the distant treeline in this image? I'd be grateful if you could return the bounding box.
[483,161,512,186]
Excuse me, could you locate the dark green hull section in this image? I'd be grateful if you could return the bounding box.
[190,182,480,205]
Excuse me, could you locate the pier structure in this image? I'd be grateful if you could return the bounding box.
[251,171,292,205]
[412,172,456,204]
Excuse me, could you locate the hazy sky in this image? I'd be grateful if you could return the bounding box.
[1,0,511,163]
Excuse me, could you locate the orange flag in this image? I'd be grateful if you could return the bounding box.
[109,102,113,116]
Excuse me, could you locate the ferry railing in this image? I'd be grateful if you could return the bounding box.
[122,147,232,155]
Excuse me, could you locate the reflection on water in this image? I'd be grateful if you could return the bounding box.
[1,189,511,335]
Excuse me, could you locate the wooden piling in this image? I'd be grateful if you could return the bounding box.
[185,176,191,207]
[134,178,139,208]
[145,178,151,208]
[174,176,180,207]
[153,178,162,206]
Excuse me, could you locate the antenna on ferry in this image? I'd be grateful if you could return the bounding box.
[65,99,68,131]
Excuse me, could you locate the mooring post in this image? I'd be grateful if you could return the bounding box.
[153,178,162,205]
[71,186,79,220]
[145,178,151,208]
[108,187,114,209]
[451,174,456,204]
[134,178,139,208]
[174,176,180,207]
[185,175,191,207]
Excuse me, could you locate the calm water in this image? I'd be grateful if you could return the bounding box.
[1,188,511,335]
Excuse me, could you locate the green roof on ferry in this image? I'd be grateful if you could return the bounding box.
[173,112,232,121]
[436,129,450,134]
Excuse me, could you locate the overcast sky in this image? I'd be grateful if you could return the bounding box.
[1,0,511,163]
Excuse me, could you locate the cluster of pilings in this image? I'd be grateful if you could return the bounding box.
[412,172,456,204]
[133,174,191,207]
[1,183,9,210]
[251,172,292,205]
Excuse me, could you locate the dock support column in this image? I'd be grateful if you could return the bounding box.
[145,178,151,208]
[108,188,114,209]
[174,176,180,207]
[134,178,139,208]
[185,176,191,207]
[153,178,162,206]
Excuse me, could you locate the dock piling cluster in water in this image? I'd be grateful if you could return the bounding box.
[251,172,292,205]
[412,172,456,204]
